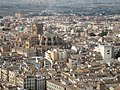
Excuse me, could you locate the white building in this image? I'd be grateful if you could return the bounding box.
[94,45,114,62]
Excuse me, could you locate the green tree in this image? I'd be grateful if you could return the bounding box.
[115,49,120,59]
[89,32,96,36]
[98,30,108,37]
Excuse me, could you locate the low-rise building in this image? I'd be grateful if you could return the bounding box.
[47,80,66,90]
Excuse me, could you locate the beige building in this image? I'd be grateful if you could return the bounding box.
[45,49,67,61]
[15,12,23,19]
[25,35,39,48]
[47,80,66,90]
[66,54,80,69]
[0,44,11,52]
[32,23,43,35]
[1,68,9,82]
[16,75,24,87]
[8,70,16,85]
[45,49,67,68]
[12,47,36,57]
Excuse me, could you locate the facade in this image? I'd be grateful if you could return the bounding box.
[25,35,39,48]
[16,76,24,88]
[24,75,46,90]
[58,49,67,60]
[0,67,2,79]
[39,31,63,46]
[0,44,11,52]
[45,49,67,61]
[47,80,66,90]
[1,68,9,82]
[94,45,114,62]
[45,49,67,68]
[36,75,46,90]
[67,58,78,69]
[12,47,36,57]
[32,23,43,35]
[8,70,16,85]
[24,76,36,90]
[15,12,22,19]
[96,81,107,90]
[99,45,114,61]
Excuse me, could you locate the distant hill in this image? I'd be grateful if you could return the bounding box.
[0,0,120,16]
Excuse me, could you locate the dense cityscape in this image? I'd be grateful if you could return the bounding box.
[0,0,120,90]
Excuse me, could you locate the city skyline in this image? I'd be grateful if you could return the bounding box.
[0,0,120,90]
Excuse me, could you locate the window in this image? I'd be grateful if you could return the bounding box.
[93,87,96,90]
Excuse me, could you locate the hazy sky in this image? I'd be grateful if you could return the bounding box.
[1,0,120,3]
[0,0,120,5]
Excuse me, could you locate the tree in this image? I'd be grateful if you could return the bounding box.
[2,28,10,31]
[89,32,96,36]
[98,30,108,37]
[115,49,120,59]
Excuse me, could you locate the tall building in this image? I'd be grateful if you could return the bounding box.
[40,31,59,46]
[15,12,22,19]
[24,75,46,90]
[45,49,67,61]
[45,49,67,68]
[99,45,114,60]
[32,23,43,35]
[36,75,46,90]
[95,45,114,62]
[24,76,36,90]
[96,81,107,90]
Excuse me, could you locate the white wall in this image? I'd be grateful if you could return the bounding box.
[99,45,113,62]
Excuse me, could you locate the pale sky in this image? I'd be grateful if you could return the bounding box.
[0,0,120,4]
